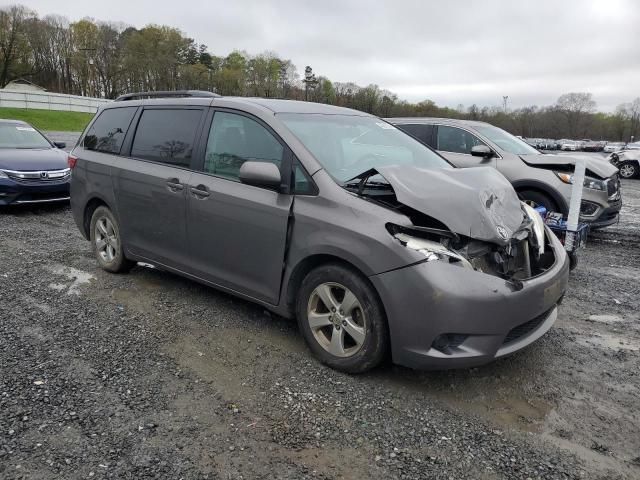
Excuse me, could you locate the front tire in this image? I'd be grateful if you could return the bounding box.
[89,206,134,273]
[618,161,638,179]
[296,264,389,373]
[519,190,560,214]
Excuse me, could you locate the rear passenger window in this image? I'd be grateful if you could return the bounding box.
[204,111,283,180]
[398,124,433,146]
[83,107,136,154]
[131,109,202,166]
[437,125,485,154]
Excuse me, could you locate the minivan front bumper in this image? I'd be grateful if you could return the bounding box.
[370,232,569,370]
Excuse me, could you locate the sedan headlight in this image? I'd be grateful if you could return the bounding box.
[394,233,473,269]
[554,171,605,191]
[0,170,7,178]
[521,202,545,255]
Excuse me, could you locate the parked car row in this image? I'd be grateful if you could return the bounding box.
[0,91,631,374]
[523,138,635,152]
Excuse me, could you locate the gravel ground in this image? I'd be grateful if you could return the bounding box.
[1,178,639,479]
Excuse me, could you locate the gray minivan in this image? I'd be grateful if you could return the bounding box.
[388,118,622,228]
[70,92,569,373]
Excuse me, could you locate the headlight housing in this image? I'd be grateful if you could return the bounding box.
[554,171,605,191]
[394,233,473,269]
[0,170,8,179]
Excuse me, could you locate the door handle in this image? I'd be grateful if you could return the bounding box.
[190,184,210,199]
[166,178,184,192]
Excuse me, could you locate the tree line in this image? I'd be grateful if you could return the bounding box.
[1,4,639,141]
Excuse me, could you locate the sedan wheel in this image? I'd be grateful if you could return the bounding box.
[307,282,366,358]
[619,162,637,179]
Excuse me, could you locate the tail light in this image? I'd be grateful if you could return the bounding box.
[68,154,78,169]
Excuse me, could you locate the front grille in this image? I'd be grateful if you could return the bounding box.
[502,309,551,345]
[4,169,70,184]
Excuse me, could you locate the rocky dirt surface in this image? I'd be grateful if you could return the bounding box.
[1,179,639,480]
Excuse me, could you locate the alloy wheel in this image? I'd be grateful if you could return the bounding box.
[307,282,366,358]
[95,216,119,263]
[619,163,636,178]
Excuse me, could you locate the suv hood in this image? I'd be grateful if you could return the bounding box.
[0,148,67,171]
[374,165,524,246]
[518,153,617,179]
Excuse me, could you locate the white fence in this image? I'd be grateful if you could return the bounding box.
[0,89,112,113]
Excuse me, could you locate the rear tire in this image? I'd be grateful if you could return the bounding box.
[519,190,560,214]
[296,264,389,373]
[89,206,134,273]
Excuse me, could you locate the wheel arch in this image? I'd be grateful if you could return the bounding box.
[282,253,383,319]
[512,180,568,215]
[82,196,114,240]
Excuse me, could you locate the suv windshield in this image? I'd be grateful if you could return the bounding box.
[278,113,450,182]
[0,124,51,149]
[474,125,540,155]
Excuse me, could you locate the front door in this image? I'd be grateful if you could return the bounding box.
[113,107,205,269]
[435,125,497,169]
[186,110,293,304]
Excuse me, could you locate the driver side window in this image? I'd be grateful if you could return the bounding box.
[437,125,485,154]
[204,111,283,180]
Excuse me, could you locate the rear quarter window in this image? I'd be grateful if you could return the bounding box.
[83,107,137,154]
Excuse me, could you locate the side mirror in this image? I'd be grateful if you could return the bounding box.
[53,141,66,149]
[470,145,494,158]
[239,161,282,190]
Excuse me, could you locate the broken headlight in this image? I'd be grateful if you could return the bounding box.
[521,202,545,256]
[394,233,473,269]
[554,172,605,191]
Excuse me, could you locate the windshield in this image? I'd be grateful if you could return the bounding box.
[0,124,51,149]
[278,113,451,182]
[474,124,540,155]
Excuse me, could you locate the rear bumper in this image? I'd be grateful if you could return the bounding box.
[0,178,70,205]
[370,233,570,370]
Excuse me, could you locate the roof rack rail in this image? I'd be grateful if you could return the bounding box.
[114,90,221,101]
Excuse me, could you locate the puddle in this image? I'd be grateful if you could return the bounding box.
[46,264,95,295]
[576,333,640,351]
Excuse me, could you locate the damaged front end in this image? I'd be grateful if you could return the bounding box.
[344,166,558,287]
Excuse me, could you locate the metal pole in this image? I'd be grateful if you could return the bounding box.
[565,157,585,252]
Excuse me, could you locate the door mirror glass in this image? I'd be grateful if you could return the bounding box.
[470,145,494,158]
[239,161,281,189]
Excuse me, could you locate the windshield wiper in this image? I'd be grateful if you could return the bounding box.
[343,168,393,196]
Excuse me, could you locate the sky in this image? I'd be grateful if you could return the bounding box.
[21,0,640,112]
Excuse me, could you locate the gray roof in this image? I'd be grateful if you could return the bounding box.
[105,93,370,116]
[234,98,369,116]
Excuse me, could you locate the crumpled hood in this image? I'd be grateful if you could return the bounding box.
[519,153,617,179]
[375,165,524,246]
[0,148,67,171]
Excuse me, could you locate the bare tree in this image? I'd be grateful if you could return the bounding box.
[556,92,597,138]
[0,5,34,86]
